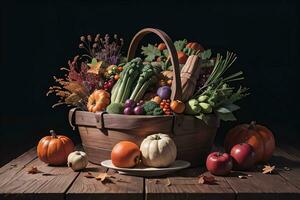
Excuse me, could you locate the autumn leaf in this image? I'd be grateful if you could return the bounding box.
[84,172,95,178]
[198,175,216,184]
[262,165,275,174]
[165,178,172,187]
[87,58,105,75]
[27,166,40,174]
[95,172,115,183]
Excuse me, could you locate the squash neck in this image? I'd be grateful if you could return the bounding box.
[50,130,57,138]
[248,121,257,130]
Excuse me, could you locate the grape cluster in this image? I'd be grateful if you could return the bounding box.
[103,79,115,91]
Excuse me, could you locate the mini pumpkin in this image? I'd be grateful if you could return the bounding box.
[170,100,185,114]
[140,133,177,167]
[224,121,275,163]
[67,151,88,171]
[87,89,110,112]
[37,130,75,165]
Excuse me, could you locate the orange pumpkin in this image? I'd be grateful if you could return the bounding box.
[224,121,275,163]
[37,130,75,165]
[87,89,110,112]
[177,51,188,64]
[170,100,185,113]
[186,42,204,52]
[157,43,167,51]
[151,96,162,104]
[111,141,141,168]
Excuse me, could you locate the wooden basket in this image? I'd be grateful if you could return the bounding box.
[68,28,220,167]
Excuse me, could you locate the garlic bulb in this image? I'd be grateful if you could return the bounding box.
[67,151,88,171]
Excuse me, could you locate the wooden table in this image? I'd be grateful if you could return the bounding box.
[0,146,299,200]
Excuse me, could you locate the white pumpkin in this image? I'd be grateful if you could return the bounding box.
[140,133,177,167]
[67,151,88,171]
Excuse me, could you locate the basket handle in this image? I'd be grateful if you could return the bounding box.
[127,28,182,101]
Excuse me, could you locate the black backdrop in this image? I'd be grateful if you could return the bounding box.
[1,0,299,165]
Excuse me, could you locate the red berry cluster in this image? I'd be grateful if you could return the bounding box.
[160,99,172,115]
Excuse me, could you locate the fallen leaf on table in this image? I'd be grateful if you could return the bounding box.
[84,172,95,178]
[165,178,172,187]
[27,166,40,174]
[10,164,17,167]
[262,165,275,174]
[198,175,216,184]
[95,172,115,183]
[283,167,291,171]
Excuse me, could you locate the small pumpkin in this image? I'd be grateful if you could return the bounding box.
[140,133,177,167]
[170,100,185,114]
[157,43,167,51]
[67,151,88,171]
[151,96,162,104]
[224,121,275,163]
[87,89,110,112]
[37,130,75,165]
[176,51,188,64]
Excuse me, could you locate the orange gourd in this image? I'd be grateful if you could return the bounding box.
[177,51,188,64]
[87,89,110,112]
[224,121,275,163]
[186,42,204,52]
[170,100,185,113]
[157,43,167,51]
[111,141,141,168]
[37,130,75,165]
[151,96,162,104]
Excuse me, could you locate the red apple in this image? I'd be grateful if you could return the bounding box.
[206,152,232,176]
[230,143,256,170]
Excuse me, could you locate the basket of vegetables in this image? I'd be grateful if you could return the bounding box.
[49,28,248,166]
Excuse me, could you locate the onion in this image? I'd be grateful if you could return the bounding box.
[124,99,136,108]
[157,86,171,100]
[123,107,133,115]
[134,106,144,115]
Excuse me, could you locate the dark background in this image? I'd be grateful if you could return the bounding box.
[1,0,299,166]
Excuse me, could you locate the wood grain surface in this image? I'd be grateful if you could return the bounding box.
[0,146,299,200]
[146,168,235,200]
[66,163,143,200]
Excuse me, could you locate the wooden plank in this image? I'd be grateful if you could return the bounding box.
[66,163,143,200]
[145,168,235,200]
[270,147,300,190]
[0,147,37,188]
[0,157,79,200]
[225,149,300,200]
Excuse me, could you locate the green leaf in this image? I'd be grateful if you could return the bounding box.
[195,113,211,125]
[216,104,240,114]
[224,103,240,112]
[141,44,161,62]
[91,58,97,64]
[200,49,212,60]
[162,49,169,57]
[217,112,237,121]
[216,107,231,114]
[174,39,187,51]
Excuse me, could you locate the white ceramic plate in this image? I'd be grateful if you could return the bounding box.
[101,160,191,177]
